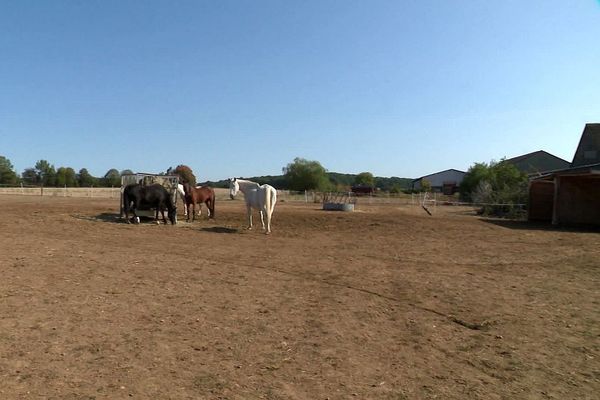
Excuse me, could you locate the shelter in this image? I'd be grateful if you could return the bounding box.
[528,124,600,226]
[412,169,465,194]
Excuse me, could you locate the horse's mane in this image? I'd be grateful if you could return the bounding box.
[235,179,261,189]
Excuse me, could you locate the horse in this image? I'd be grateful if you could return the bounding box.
[177,184,188,217]
[182,182,215,222]
[229,178,277,234]
[123,183,177,225]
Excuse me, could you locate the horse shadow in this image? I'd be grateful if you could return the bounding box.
[71,213,124,223]
[481,218,600,233]
[200,226,239,234]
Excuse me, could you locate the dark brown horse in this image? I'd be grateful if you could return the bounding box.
[183,183,215,221]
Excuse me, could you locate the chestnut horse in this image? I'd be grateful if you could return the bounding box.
[183,183,215,222]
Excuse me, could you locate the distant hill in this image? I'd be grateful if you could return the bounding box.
[201,173,412,192]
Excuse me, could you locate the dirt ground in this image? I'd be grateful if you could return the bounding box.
[0,195,598,399]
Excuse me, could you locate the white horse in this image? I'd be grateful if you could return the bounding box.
[229,178,277,234]
[177,184,188,216]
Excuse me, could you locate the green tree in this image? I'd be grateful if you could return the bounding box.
[120,169,134,176]
[282,157,330,191]
[420,179,432,192]
[354,172,375,187]
[459,162,490,201]
[102,168,121,187]
[35,160,56,186]
[0,156,19,185]
[56,167,68,187]
[460,159,528,216]
[77,168,96,187]
[65,167,77,187]
[173,165,196,186]
[57,167,78,187]
[22,168,39,185]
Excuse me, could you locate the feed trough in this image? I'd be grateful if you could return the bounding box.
[321,192,356,212]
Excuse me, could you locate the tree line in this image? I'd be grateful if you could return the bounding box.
[0,156,133,187]
[1,155,527,211]
[1,155,412,192]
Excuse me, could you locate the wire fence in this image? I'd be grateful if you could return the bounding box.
[0,185,525,216]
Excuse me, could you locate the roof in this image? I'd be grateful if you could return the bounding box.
[571,123,600,167]
[412,168,466,182]
[503,150,570,174]
[532,162,600,181]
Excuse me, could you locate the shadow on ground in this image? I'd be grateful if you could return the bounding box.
[481,218,600,233]
[200,227,239,234]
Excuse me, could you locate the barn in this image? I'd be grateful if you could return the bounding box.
[412,169,465,194]
[503,150,570,176]
[528,123,600,226]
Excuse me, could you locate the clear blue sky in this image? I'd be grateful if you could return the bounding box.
[1,1,599,181]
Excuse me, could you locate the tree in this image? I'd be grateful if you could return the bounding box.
[120,169,134,176]
[420,179,432,192]
[56,167,68,187]
[22,168,39,185]
[354,172,375,187]
[35,160,56,186]
[282,157,330,191]
[460,159,528,216]
[57,167,78,187]
[459,162,490,201]
[77,168,96,187]
[173,165,196,186]
[0,156,19,185]
[102,169,121,187]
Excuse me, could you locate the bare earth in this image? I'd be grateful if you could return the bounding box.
[0,195,598,399]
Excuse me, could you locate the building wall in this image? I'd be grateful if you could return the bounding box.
[528,180,554,222]
[555,176,600,226]
[413,170,465,191]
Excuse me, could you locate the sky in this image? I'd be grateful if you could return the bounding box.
[1,1,599,181]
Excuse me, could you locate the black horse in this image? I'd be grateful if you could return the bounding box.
[122,183,177,225]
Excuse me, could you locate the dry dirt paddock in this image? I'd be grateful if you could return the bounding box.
[0,195,598,400]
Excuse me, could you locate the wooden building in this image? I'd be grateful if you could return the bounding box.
[528,124,600,226]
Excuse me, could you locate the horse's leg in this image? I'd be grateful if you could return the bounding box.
[155,208,160,224]
[265,209,272,234]
[158,202,166,224]
[186,202,191,222]
[131,201,139,224]
[192,202,196,222]
[246,205,253,230]
[124,201,131,224]
[259,210,266,231]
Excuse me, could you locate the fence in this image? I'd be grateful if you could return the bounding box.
[0,185,121,198]
[0,186,523,214]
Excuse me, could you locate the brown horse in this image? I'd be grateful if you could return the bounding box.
[183,183,215,222]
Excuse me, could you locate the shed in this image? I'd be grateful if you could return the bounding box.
[528,123,600,226]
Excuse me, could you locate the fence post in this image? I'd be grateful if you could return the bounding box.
[40,184,43,197]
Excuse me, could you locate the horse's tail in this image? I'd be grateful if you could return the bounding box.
[266,185,277,219]
[209,188,216,218]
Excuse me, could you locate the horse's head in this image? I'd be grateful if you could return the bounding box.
[168,206,177,225]
[229,178,239,199]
